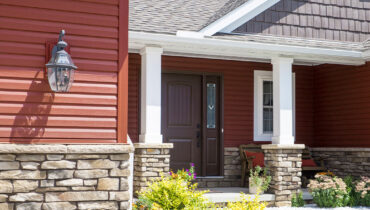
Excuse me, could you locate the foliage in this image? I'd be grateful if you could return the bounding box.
[169,163,196,182]
[343,175,361,206]
[226,192,267,210]
[291,191,305,207]
[249,166,271,192]
[354,176,370,206]
[133,164,213,210]
[308,174,350,208]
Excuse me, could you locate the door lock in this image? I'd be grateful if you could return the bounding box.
[196,131,201,147]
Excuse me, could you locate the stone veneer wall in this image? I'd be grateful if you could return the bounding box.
[0,144,133,210]
[133,143,173,195]
[262,144,304,207]
[195,147,241,188]
[311,148,370,177]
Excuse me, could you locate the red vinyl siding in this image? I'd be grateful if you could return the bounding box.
[314,62,370,147]
[0,0,125,143]
[128,54,314,147]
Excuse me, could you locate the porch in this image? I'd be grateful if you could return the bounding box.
[129,36,370,207]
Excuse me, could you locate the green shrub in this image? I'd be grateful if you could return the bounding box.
[291,192,305,207]
[308,174,350,207]
[354,176,370,207]
[226,193,267,210]
[133,164,213,210]
[344,175,361,206]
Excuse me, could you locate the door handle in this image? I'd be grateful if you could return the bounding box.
[196,131,201,148]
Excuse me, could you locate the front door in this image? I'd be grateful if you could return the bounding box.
[162,73,221,176]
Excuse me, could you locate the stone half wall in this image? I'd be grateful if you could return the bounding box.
[195,147,241,188]
[0,144,134,210]
[133,143,173,195]
[311,147,370,177]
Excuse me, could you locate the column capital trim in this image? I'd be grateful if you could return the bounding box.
[140,46,163,55]
[271,56,294,65]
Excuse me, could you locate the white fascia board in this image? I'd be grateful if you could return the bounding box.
[199,0,280,36]
[129,31,365,65]
[363,49,370,61]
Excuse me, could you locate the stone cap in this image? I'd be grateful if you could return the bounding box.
[311,147,370,152]
[261,144,305,150]
[134,143,173,149]
[0,144,134,154]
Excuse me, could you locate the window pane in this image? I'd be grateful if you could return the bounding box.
[207,83,216,129]
[263,81,273,106]
[263,108,273,133]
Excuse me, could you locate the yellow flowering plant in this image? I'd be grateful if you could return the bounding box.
[226,192,267,210]
[133,164,213,210]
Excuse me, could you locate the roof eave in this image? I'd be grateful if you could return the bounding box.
[129,31,366,66]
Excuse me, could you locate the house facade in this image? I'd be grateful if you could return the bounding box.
[128,0,370,206]
[0,0,369,208]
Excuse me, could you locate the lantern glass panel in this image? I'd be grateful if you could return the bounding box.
[47,67,75,92]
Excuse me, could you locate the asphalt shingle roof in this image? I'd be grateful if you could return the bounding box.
[129,0,369,42]
[129,0,248,34]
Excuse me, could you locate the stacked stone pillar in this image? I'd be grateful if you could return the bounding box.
[262,144,304,207]
[133,143,173,195]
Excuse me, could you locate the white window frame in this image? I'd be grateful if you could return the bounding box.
[254,70,295,141]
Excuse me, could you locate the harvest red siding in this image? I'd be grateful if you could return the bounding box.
[128,54,314,147]
[314,62,370,147]
[0,0,128,143]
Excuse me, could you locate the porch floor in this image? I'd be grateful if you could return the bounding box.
[200,187,312,203]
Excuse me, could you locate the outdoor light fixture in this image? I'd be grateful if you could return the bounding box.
[45,30,77,92]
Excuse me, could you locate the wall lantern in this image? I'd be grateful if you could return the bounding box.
[45,30,77,92]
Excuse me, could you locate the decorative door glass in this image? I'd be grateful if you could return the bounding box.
[207,83,216,128]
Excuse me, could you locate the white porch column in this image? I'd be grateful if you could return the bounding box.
[271,57,294,144]
[139,46,163,144]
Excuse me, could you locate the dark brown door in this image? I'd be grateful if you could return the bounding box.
[162,73,221,176]
[162,74,202,174]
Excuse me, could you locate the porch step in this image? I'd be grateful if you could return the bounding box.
[201,187,313,204]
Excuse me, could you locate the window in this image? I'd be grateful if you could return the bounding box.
[207,83,216,128]
[254,70,295,141]
[262,81,273,133]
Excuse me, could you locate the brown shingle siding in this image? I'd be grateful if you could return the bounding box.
[234,0,369,42]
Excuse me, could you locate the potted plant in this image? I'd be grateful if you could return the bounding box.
[249,166,271,194]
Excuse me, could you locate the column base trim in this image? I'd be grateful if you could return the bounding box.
[139,134,163,144]
[134,143,173,149]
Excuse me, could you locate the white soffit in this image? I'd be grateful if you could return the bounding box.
[199,0,280,36]
[129,31,366,66]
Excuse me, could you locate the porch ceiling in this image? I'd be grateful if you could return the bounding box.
[129,31,368,66]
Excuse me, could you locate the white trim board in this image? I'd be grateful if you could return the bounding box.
[129,31,366,66]
[199,0,280,36]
